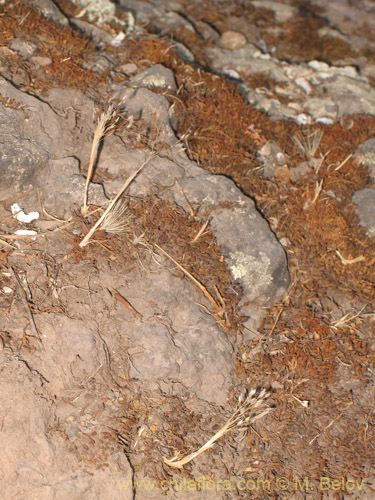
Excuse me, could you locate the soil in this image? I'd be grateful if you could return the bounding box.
[0,1,374,499]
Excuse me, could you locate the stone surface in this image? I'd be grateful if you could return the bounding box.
[250,0,297,22]
[352,188,375,238]
[219,31,247,50]
[204,44,375,123]
[107,85,290,319]
[130,64,177,90]
[0,351,133,500]
[123,268,235,404]
[31,0,69,25]
[71,18,114,45]
[356,138,375,180]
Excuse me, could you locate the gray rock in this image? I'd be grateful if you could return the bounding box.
[172,175,289,308]
[10,38,37,58]
[118,267,234,405]
[0,76,66,154]
[130,64,177,91]
[219,31,247,50]
[250,0,297,23]
[71,18,114,45]
[110,85,290,329]
[0,127,49,195]
[204,43,375,123]
[35,157,107,217]
[356,138,375,180]
[30,56,53,66]
[352,188,375,238]
[30,0,69,25]
[72,0,119,24]
[0,351,133,500]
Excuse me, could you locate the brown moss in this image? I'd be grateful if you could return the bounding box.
[0,1,108,92]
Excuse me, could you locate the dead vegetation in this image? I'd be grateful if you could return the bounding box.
[0,0,374,497]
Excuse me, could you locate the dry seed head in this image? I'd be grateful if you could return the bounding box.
[293,129,323,158]
[99,199,131,234]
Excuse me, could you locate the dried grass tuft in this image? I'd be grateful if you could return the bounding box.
[99,199,131,234]
[81,102,123,217]
[164,388,271,469]
[293,129,323,159]
[80,154,154,247]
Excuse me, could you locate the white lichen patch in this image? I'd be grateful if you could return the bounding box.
[202,195,216,206]
[229,251,272,286]
[142,75,169,88]
[74,0,125,25]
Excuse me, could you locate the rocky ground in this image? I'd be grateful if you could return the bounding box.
[0,0,374,499]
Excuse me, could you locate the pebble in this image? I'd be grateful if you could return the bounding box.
[219,31,247,50]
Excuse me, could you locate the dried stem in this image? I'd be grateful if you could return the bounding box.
[81,104,119,217]
[153,242,219,308]
[79,154,153,247]
[8,266,44,350]
[164,389,271,469]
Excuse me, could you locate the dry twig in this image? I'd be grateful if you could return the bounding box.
[81,104,120,217]
[8,266,44,349]
[80,154,154,247]
[164,388,271,468]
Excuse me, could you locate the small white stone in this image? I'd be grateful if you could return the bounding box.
[11,203,39,223]
[296,113,311,125]
[14,229,37,236]
[295,77,312,94]
[315,117,334,125]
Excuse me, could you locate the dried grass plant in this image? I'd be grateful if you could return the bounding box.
[98,199,131,234]
[79,153,154,247]
[293,129,323,159]
[164,388,271,469]
[81,103,120,217]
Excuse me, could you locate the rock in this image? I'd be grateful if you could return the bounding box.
[352,188,375,238]
[130,64,177,90]
[72,0,120,25]
[35,157,107,217]
[109,85,290,330]
[204,43,375,123]
[0,77,66,154]
[71,18,114,45]
[30,55,52,66]
[30,0,69,25]
[0,351,133,500]
[250,0,297,23]
[219,31,247,50]
[356,138,375,180]
[120,63,138,75]
[125,268,234,405]
[172,175,289,309]
[10,38,37,58]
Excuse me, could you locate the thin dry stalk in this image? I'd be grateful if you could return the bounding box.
[334,153,353,171]
[164,389,271,469]
[153,242,219,308]
[190,218,210,243]
[80,155,153,247]
[315,150,330,174]
[293,129,323,159]
[8,266,44,350]
[331,305,367,330]
[335,250,365,266]
[81,104,119,217]
[0,237,16,249]
[309,413,343,445]
[303,179,323,210]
